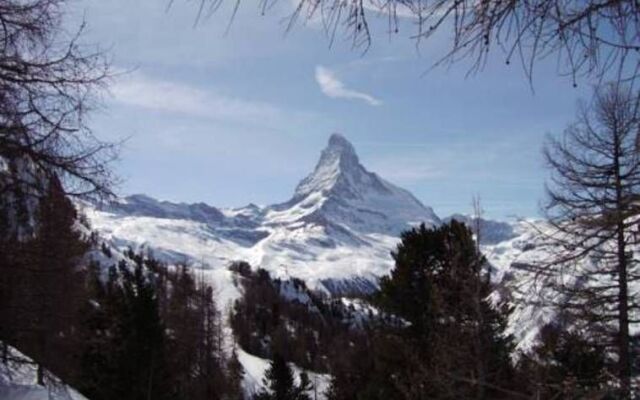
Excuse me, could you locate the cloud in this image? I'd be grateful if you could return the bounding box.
[314,65,382,106]
[111,73,293,126]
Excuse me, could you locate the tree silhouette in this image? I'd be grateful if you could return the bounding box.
[541,83,640,398]
[181,0,640,84]
[255,353,312,400]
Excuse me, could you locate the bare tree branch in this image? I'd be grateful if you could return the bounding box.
[177,0,640,84]
[0,0,117,201]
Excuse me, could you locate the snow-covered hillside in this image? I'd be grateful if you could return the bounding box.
[82,134,565,352]
[483,218,640,353]
[0,344,87,400]
[81,133,443,398]
[83,134,439,294]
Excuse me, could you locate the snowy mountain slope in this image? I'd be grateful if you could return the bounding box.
[480,219,558,351]
[0,155,49,240]
[482,219,640,353]
[269,133,440,234]
[0,343,87,400]
[83,134,439,294]
[80,133,440,398]
[444,214,516,244]
[238,349,330,399]
[86,133,611,353]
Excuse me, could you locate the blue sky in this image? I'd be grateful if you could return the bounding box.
[70,0,594,219]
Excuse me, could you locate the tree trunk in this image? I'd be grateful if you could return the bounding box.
[473,278,487,400]
[616,224,631,398]
[614,130,631,399]
[37,363,44,386]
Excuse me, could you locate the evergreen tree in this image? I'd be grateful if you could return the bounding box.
[326,331,408,400]
[120,261,169,400]
[517,324,610,398]
[79,255,240,400]
[226,346,246,400]
[372,221,515,399]
[4,175,89,384]
[77,262,114,399]
[79,259,170,400]
[254,353,312,400]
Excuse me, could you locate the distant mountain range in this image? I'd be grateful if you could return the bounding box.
[84,134,444,293]
[83,134,551,350]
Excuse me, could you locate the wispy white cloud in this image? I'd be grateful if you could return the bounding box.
[314,65,382,106]
[111,73,294,126]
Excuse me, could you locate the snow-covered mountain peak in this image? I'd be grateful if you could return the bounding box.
[274,134,440,235]
[327,132,357,156]
[324,133,359,166]
[85,132,440,293]
[293,133,364,199]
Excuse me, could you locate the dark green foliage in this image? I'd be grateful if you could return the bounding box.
[257,354,295,400]
[78,254,239,400]
[0,178,620,400]
[121,263,169,400]
[230,223,518,399]
[230,267,359,373]
[254,353,311,400]
[78,259,170,400]
[517,324,611,399]
[329,221,516,399]
[0,175,89,384]
[227,347,246,400]
[378,221,483,337]
[325,330,414,400]
[0,174,240,398]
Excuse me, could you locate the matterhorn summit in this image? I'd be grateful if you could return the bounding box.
[268,133,440,235]
[294,133,366,199]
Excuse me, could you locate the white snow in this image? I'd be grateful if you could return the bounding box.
[82,134,635,360]
[82,134,439,294]
[0,344,87,400]
[79,134,444,398]
[483,218,640,352]
[237,349,330,399]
